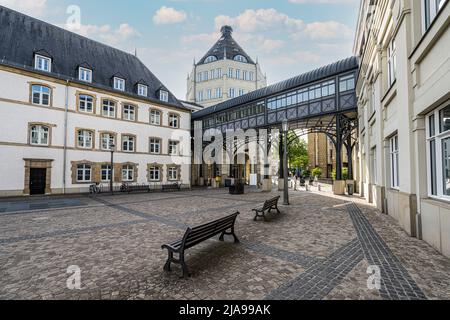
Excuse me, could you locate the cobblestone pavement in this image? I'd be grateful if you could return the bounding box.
[0,188,449,300]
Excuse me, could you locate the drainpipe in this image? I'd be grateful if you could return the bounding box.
[62,80,69,194]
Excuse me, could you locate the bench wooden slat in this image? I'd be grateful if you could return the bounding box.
[253,196,281,221]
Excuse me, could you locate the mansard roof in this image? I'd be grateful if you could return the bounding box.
[197,26,255,66]
[192,56,359,120]
[0,5,186,110]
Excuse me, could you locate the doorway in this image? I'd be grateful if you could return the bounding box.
[30,168,47,195]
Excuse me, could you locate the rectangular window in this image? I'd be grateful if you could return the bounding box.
[102,100,116,118]
[160,90,169,102]
[371,147,378,185]
[197,90,203,102]
[228,68,234,78]
[169,141,179,155]
[339,75,356,92]
[388,39,397,87]
[101,133,115,151]
[150,138,161,154]
[217,68,222,78]
[79,95,94,113]
[168,167,178,181]
[150,110,161,125]
[77,130,93,149]
[122,136,135,152]
[101,165,112,182]
[236,69,241,79]
[30,125,49,146]
[215,88,222,99]
[440,106,450,133]
[207,89,212,100]
[203,71,208,81]
[123,104,136,121]
[122,165,134,182]
[169,114,179,128]
[424,0,447,31]
[35,55,51,72]
[390,135,400,189]
[138,84,148,97]
[442,137,450,196]
[149,167,161,182]
[229,88,235,98]
[114,77,125,91]
[77,164,92,182]
[31,85,50,106]
[79,67,92,83]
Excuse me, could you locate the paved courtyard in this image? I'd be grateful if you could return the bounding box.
[1,188,450,300]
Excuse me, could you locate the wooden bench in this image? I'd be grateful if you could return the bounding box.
[162,183,181,192]
[162,212,240,278]
[253,196,281,221]
[120,184,150,193]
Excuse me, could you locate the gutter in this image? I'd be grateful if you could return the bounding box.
[62,80,69,194]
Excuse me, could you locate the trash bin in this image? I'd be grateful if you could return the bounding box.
[347,183,354,195]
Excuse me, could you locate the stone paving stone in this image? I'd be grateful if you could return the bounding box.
[347,203,426,300]
[0,189,449,300]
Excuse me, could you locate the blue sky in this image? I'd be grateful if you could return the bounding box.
[0,0,361,99]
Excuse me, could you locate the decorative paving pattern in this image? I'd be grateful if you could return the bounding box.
[347,203,427,300]
[0,199,86,213]
[265,239,363,300]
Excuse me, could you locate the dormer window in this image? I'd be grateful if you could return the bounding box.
[79,67,92,83]
[138,84,148,97]
[114,77,125,91]
[160,90,169,103]
[35,54,51,72]
[204,56,218,63]
[234,55,247,63]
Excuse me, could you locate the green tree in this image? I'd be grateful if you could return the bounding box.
[287,132,309,170]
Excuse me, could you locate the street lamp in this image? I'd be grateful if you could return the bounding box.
[282,121,290,206]
[110,143,115,195]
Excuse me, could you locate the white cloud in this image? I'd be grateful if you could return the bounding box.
[65,23,140,46]
[289,0,358,3]
[153,6,187,25]
[0,0,47,15]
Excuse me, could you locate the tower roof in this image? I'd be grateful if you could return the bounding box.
[197,26,255,66]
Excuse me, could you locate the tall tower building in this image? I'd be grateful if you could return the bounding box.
[186,26,267,108]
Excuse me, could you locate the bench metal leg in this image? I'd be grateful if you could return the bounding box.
[164,251,174,272]
[180,253,190,279]
[220,229,240,244]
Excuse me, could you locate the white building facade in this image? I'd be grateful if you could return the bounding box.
[0,6,191,196]
[186,26,267,108]
[354,0,450,257]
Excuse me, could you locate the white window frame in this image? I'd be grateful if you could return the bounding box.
[79,94,94,113]
[77,130,94,149]
[77,164,92,182]
[150,138,161,154]
[169,141,179,156]
[150,110,161,126]
[388,39,397,87]
[113,77,125,91]
[427,104,450,200]
[216,88,222,99]
[123,104,136,121]
[101,133,115,151]
[137,84,148,97]
[30,125,49,146]
[79,67,92,83]
[122,165,135,182]
[35,54,51,72]
[169,114,179,129]
[122,135,135,153]
[423,0,447,31]
[207,89,212,100]
[168,167,178,181]
[102,100,116,118]
[31,85,51,106]
[149,166,161,182]
[160,90,169,103]
[101,165,112,182]
[229,88,235,98]
[390,135,400,189]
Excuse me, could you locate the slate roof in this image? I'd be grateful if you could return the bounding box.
[197,26,255,65]
[192,56,359,120]
[0,5,186,110]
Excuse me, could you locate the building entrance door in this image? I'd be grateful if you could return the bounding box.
[30,168,46,195]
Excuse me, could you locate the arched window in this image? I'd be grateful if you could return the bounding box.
[204,56,218,63]
[233,55,248,63]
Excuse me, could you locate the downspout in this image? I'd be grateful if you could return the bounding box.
[62,80,69,194]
